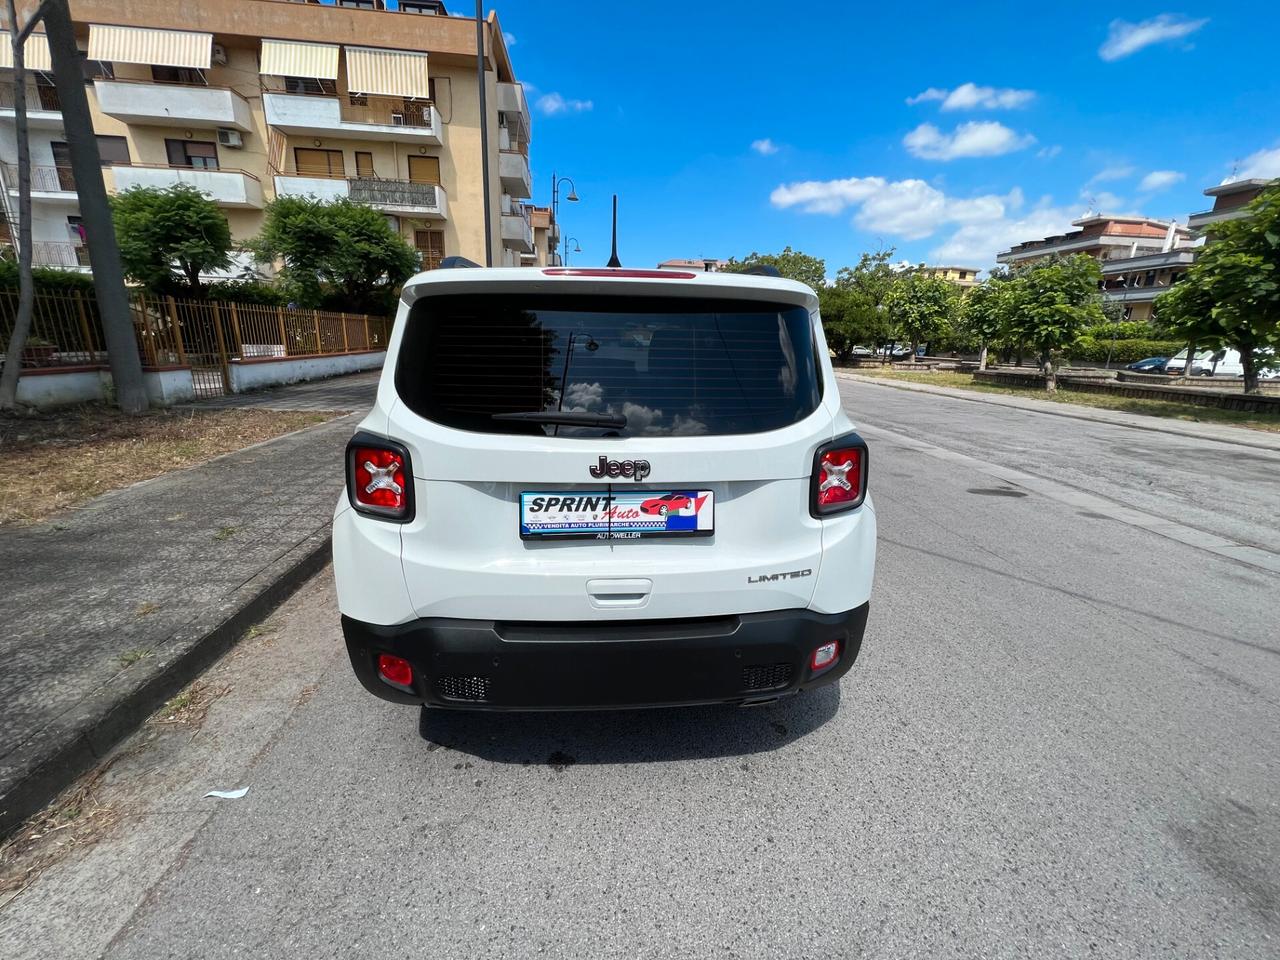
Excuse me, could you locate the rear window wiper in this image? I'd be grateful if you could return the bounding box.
[491,411,628,428]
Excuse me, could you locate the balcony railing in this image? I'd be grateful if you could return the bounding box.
[348,177,439,209]
[0,81,61,112]
[339,94,434,129]
[4,164,77,192]
[2,240,91,269]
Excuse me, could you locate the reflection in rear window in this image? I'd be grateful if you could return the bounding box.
[395,295,821,438]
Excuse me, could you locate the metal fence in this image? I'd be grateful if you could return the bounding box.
[1,288,393,398]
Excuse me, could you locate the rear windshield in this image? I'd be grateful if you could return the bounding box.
[395,294,822,438]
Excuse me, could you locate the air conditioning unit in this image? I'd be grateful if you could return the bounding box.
[217,128,243,148]
[211,43,229,66]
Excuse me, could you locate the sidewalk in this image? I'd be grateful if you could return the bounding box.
[0,376,375,836]
[838,372,1280,452]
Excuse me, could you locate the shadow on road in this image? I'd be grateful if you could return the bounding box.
[417,684,842,765]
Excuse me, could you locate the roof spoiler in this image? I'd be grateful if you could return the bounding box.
[740,265,781,278]
[437,256,482,269]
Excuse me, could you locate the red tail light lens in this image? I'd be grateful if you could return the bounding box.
[377,653,414,689]
[346,432,414,522]
[811,436,868,516]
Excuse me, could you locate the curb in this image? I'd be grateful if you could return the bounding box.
[837,372,1280,453]
[0,532,333,839]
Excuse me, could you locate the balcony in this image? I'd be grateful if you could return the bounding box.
[499,150,531,199]
[3,165,80,202]
[1099,249,1196,275]
[111,164,264,208]
[274,174,448,218]
[501,200,533,253]
[1,240,91,271]
[263,92,442,144]
[497,82,530,129]
[1188,207,1250,231]
[0,81,63,128]
[94,79,253,131]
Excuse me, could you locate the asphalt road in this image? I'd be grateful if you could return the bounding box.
[4,379,1279,959]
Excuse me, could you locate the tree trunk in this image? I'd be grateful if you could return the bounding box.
[1040,347,1056,392]
[0,1,35,410]
[977,342,989,371]
[1015,345,1024,367]
[910,338,919,363]
[1240,345,1259,395]
[43,0,148,413]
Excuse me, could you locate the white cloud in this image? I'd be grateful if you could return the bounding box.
[905,87,947,106]
[903,121,1035,161]
[770,176,1022,240]
[750,138,780,156]
[503,31,517,47]
[908,83,1035,111]
[1085,191,1127,212]
[1237,144,1280,180]
[1099,14,1209,61]
[929,203,1078,267]
[771,174,1084,266]
[1038,145,1062,160]
[1138,170,1185,192]
[535,92,593,116]
[1086,164,1135,186]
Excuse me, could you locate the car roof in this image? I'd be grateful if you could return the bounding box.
[399,266,820,312]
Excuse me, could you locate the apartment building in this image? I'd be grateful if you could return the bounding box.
[656,258,728,272]
[0,0,534,274]
[526,204,559,266]
[997,214,1193,323]
[1187,178,1276,233]
[912,264,980,288]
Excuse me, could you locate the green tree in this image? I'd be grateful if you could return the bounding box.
[1157,185,1280,393]
[111,183,232,296]
[1001,254,1106,390]
[252,196,418,314]
[832,249,897,356]
[722,246,826,290]
[957,274,1011,370]
[885,271,958,361]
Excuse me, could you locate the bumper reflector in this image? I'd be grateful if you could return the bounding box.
[811,641,839,672]
[377,653,414,688]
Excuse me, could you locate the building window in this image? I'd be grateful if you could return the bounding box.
[165,138,219,169]
[284,76,337,96]
[96,135,130,167]
[415,229,444,270]
[151,65,205,86]
[355,151,375,178]
[399,0,444,13]
[1123,306,1133,321]
[408,155,440,184]
[293,147,345,177]
[338,0,379,9]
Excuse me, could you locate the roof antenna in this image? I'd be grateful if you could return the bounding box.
[606,194,622,267]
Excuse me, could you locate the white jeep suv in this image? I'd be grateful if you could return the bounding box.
[333,265,876,711]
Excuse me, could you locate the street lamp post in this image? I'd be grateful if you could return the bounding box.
[563,237,582,267]
[551,171,578,262]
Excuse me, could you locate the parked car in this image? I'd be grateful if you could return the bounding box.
[333,265,876,713]
[850,345,876,358]
[1125,357,1168,373]
[1165,348,1241,377]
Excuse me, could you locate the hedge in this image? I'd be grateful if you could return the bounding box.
[0,258,97,293]
[1069,336,1184,364]
[1080,321,1168,341]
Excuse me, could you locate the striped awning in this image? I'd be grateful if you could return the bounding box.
[0,32,52,71]
[259,39,339,79]
[345,46,429,99]
[87,24,212,69]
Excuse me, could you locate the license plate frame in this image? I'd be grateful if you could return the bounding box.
[519,489,715,541]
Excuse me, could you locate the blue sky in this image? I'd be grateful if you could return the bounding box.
[489,2,1280,278]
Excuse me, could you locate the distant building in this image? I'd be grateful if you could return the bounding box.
[1187,179,1277,233]
[525,205,560,267]
[911,264,981,288]
[658,258,728,272]
[997,215,1195,323]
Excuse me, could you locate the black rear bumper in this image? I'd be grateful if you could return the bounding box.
[342,604,869,711]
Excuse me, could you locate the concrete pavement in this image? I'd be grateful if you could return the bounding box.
[3,376,1278,959]
[0,372,379,836]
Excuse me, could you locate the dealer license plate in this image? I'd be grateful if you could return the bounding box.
[520,489,715,541]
